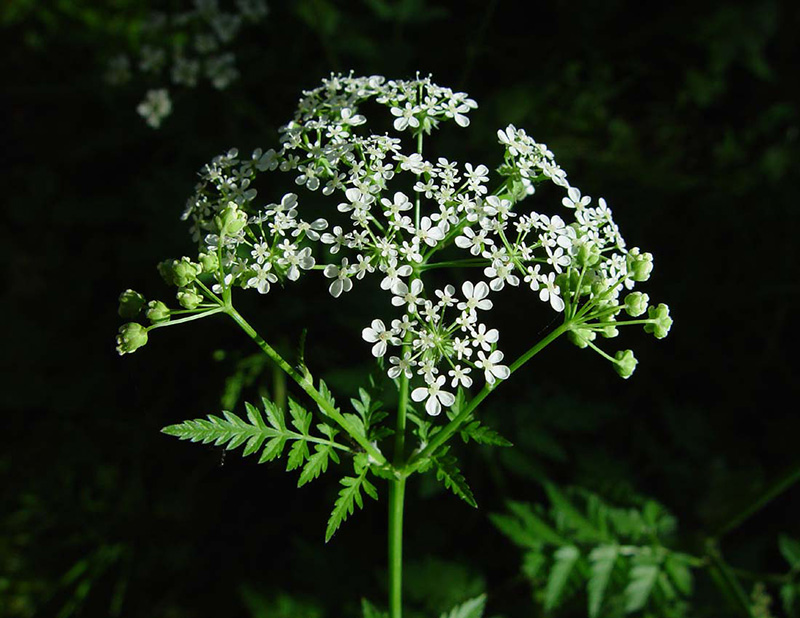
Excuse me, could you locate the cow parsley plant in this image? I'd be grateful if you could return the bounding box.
[116,73,672,617]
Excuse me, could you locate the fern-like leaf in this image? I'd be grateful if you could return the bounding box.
[624,559,660,612]
[325,472,378,542]
[433,448,477,508]
[544,545,579,611]
[587,544,618,618]
[297,444,337,487]
[439,594,486,618]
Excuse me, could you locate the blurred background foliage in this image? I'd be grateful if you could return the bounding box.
[2,0,799,616]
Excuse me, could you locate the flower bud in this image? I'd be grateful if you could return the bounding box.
[576,241,601,268]
[627,248,653,282]
[118,289,146,319]
[146,300,170,323]
[172,258,202,288]
[568,326,596,349]
[614,349,638,379]
[624,292,649,317]
[600,317,619,339]
[215,202,248,236]
[644,303,672,339]
[198,252,219,273]
[116,323,148,355]
[177,289,203,310]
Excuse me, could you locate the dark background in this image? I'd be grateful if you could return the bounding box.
[2,0,799,616]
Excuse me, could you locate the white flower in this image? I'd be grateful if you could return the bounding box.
[388,353,414,379]
[391,103,420,131]
[538,272,565,312]
[392,278,425,312]
[411,375,455,416]
[448,365,473,388]
[458,281,493,314]
[470,323,499,351]
[361,319,398,357]
[562,186,591,210]
[475,350,510,385]
[137,89,172,128]
[323,259,353,297]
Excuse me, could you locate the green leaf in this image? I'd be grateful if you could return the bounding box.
[325,473,377,542]
[261,397,285,431]
[259,435,286,463]
[439,594,486,618]
[288,398,312,435]
[286,439,309,472]
[506,501,565,546]
[779,535,800,569]
[587,545,618,618]
[544,545,579,611]
[781,582,797,616]
[361,598,387,618]
[664,553,693,596]
[624,561,660,612]
[460,419,513,447]
[432,449,477,508]
[545,483,605,543]
[522,551,547,580]
[297,444,334,487]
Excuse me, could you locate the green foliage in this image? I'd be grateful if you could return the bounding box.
[447,389,512,448]
[493,487,695,617]
[780,534,800,617]
[439,594,487,618]
[161,397,345,487]
[432,447,477,508]
[361,598,388,618]
[325,454,378,543]
[404,557,487,617]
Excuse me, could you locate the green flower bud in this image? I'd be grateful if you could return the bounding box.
[118,289,146,319]
[569,326,596,349]
[116,323,148,355]
[576,241,601,268]
[627,248,654,282]
[624,292,650,317]
[146,300,170,324]
[614,349,638,379]
[644,303,672,339]
[172,258,202,288]
[198,252,219,273]
[157,259,177,286]
[177,289,203,310]
[600,317,619,339]
[215,202,248,236]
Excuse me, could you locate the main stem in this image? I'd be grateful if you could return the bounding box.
[389,371,410,618]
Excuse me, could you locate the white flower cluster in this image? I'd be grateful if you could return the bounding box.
[105,0,268,127]
[179,73,662,415]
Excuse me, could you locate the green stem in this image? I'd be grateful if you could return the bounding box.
[406,321,571,472]
[225,306,387,466]
[706,539,756,617]
[147,307,226,331]
[388,476,406,618]
[389,359,411,618]
[715,463,800,538]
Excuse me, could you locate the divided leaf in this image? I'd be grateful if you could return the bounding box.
[587,545,618,618]
[361,598,388,618]
[779,535,800,570]
[325,472,378,542]
[162,397,346,484]
[432,449,477,508]
[544,545,580,611]
[439,594,487,618]
[624,559,660,612]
